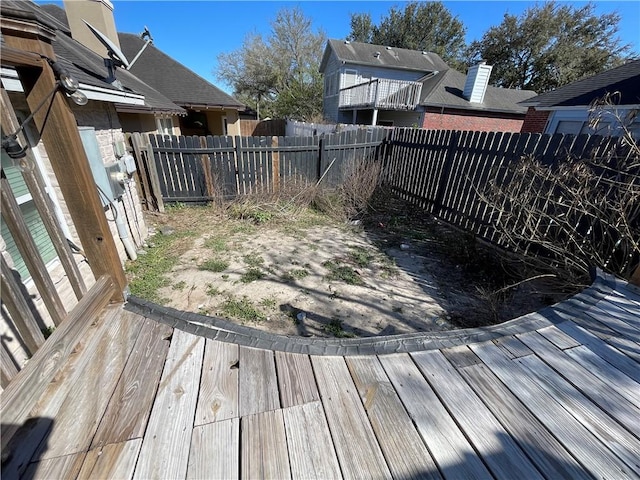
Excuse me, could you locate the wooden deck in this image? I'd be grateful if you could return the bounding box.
[2,271,640,479]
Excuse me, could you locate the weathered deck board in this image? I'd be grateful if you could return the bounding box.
[239,346,279,417]
[379,353,492,479]
[77,439,142,480]
[411,350,544,480]
[564,344,640,407]
[91,318,172,447]
[1,277,114,451]
[37,309,143,460]
[133,329,205,480]
[555,321,640,383]
[491,335,533,358]
[22,452,85,480]
[187,418,239,479]
[516,354,640,475]
[1,306,119,479]
[536,324,581,349]
[275,351,319,407]
[282,401,342,480]
[588,302,640,341]
[471,341,638,479]
[195,340,239,424]
[517,331,640,438]
[453,353,591,479]
[4,273,640,480]
[312,355,392,479]
[241,409,291,480]
[345,355,441,480]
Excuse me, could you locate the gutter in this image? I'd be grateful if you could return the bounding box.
[1,67,145,105]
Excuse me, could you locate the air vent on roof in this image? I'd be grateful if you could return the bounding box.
[374,52,381,58]
[386,46,392,50]
[344,40,350,44]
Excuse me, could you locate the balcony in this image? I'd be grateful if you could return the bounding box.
[339,78,423,110]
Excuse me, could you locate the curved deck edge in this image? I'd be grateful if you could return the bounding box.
[124,269,624,356]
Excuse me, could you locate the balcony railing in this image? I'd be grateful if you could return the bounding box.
[339,78,423,110]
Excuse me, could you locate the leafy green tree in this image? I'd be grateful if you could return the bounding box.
[468,1,633,92]
[216,7,325,121]
[348,2,467,67]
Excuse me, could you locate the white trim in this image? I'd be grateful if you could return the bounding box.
[531,104,640,111]
[1,67,144,105]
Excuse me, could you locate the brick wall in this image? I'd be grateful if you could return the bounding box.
[422,108,525,132]
[520,107,550,133]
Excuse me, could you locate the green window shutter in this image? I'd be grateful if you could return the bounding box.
[1,152,57,280]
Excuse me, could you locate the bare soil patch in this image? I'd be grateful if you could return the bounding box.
[132,196,571,338]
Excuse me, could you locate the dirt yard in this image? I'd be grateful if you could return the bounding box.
[132,198,569,338]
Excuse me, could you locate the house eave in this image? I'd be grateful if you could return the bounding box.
[1,67,145,105]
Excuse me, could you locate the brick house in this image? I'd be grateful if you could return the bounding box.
[520,59,640,137]
[319,39,536,131]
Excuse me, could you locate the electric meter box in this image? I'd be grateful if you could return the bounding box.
[78,127,124,205]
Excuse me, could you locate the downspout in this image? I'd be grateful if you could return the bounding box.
[114,199,137,260]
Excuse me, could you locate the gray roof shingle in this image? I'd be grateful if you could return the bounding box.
[118,32,244,109]
[420,69,537,114]
[522,60,640,108]
[320,39,449,73]
[2,1,184,114]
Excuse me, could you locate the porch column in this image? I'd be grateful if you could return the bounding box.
[1,13,127,302]
[352,109,357,124]
[372,109,379,126]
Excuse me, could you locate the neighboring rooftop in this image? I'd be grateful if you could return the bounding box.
[1,0,185,114]
[522,59,640,108]
[118,32,245,110]
[421,68,537,114]
[320,39,449,73]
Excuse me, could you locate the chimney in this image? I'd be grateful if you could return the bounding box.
[63,0,121,57]
[463,62,493,104]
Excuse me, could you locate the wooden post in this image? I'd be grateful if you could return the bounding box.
[271,136,280,193]
[1,87,87,300]
[1,15,126,301]
[200,136,216,199]
[143,135,165,212]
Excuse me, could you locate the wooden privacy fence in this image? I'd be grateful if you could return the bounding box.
[382,128,637,277]
[130,128,388,207]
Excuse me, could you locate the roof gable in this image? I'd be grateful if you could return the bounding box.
[320,39,449,74]
[523,60,640,108]
[118,33,244,109]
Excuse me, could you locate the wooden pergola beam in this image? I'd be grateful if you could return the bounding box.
[1,14,127,302]
[0,45,42,68]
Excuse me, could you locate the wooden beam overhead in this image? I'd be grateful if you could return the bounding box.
[0,45,43,69]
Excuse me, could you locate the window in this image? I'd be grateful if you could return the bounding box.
[342,69,359,89]
[554,120,583,135]
[156,116,174,135]
[1,150,57,280]
[222,116,228,135]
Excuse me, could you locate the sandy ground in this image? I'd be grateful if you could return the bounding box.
[142,201,567,338]
[156,223,453,337]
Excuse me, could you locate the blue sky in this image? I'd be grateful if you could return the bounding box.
[41,1,640,93]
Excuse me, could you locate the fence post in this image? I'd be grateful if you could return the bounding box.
[317,135,325,181]
[432,130,459,216]
[271,136,280,193]
[143,134,165,212]
[200,136,215,199]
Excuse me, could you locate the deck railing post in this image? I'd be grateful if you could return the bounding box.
[1,13,127,302]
